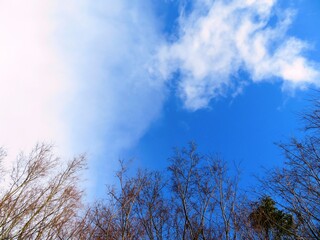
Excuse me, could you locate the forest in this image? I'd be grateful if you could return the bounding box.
[0,98,319,240]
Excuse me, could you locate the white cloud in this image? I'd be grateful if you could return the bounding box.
[0,1,70,165]
[0,0,165,196]
[158,0,320,110]
[55,0,166,196]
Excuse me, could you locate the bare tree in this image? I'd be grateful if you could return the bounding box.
[264,139,320,239]
[0,144,86,239]
[168,143,241,240]
[86,160,147,240]
[211,158,241,240]
[134,170,173,240]
[261,98,320,239]
[85,144,242,240]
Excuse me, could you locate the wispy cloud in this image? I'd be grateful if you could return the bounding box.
[158,0,320,110]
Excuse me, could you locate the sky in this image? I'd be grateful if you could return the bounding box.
[0,0,320,199]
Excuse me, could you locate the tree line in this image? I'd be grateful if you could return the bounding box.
[0,99,319,239]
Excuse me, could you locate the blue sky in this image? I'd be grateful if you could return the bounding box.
[0,0,319,199]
